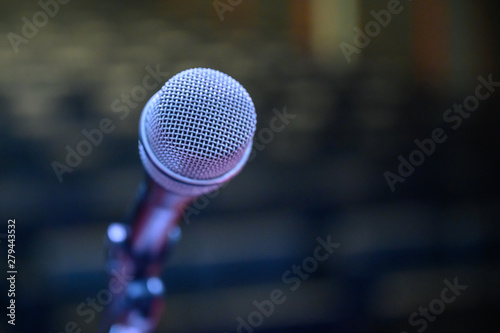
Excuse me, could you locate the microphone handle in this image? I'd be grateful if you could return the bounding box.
[128,175,191,277]
[98,176,192,333]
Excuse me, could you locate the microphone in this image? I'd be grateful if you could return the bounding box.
[101,68,257,333]
[130,67,257,271]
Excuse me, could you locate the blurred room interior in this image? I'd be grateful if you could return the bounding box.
[0,0,499,332]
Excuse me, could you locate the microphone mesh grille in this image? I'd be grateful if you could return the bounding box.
[144,68,257,180]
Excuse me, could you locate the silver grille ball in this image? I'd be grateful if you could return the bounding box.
[143,68,257,181]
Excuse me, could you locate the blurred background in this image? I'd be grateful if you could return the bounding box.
[1,0,499,332]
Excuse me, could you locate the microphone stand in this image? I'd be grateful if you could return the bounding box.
[98,176,192,333]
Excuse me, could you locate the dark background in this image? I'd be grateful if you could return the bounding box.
[1,0,499,332]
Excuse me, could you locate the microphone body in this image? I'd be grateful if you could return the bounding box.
[127,176,189,275]
[100,68,257,333]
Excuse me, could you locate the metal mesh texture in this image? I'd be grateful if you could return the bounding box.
[144,68,257,180]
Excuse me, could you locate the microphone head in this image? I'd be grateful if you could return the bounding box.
[139,68,257,196]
